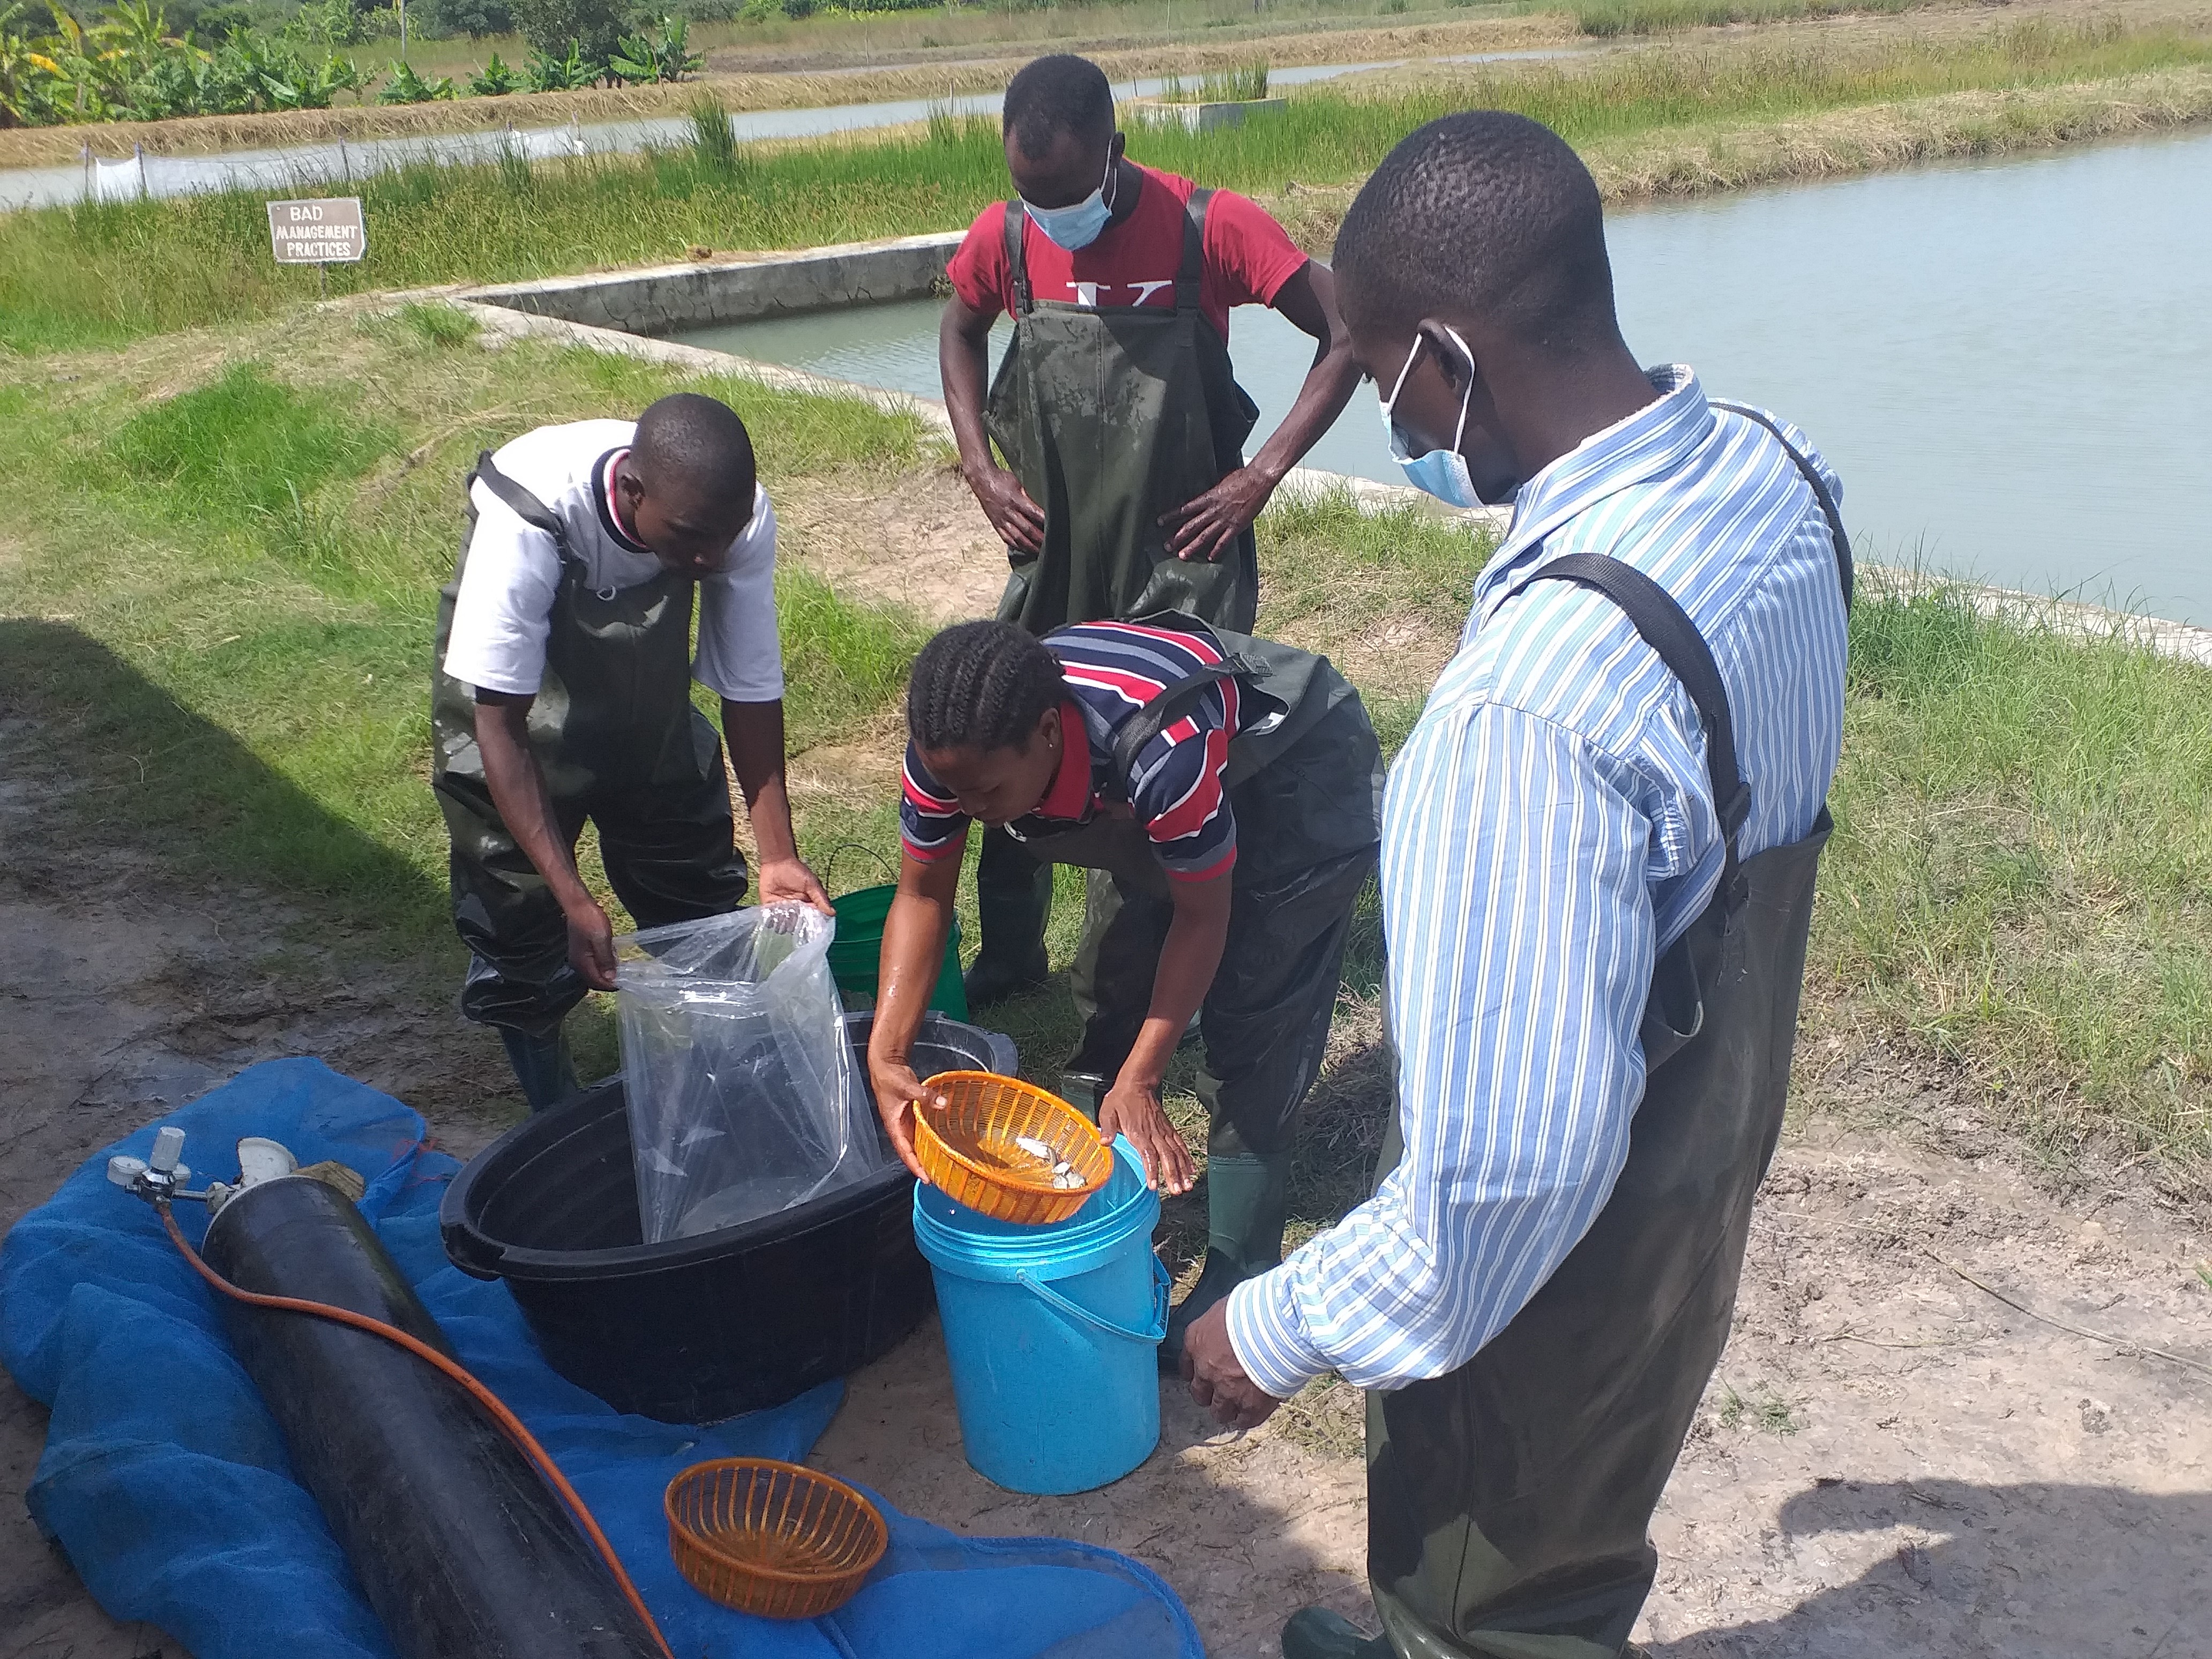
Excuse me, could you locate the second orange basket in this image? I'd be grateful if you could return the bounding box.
[914,1071,1112,1225]
[666,1458,886,1619]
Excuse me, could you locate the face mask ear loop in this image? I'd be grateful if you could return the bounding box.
[1102,153,1117,214]
[1384,333,1425,419]
[1441,324,1476,457]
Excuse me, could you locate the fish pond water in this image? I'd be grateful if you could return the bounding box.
[677,129,2212,625]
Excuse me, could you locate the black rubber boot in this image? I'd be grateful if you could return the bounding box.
[1282,1607,1394,1659]
[1161,1149,1293,1369]
[1056,1071,1108,1124]
[967,828,1053,1010]
[1161,1249,1244,1371]
[499,1025,579,1114]
[963,944,1051,1011]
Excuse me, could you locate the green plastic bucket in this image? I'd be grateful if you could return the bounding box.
[829,883,968,1020]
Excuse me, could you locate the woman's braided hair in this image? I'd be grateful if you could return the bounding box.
[907,621,1067,752]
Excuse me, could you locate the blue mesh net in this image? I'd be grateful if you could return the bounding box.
[0,1058,1201,1659]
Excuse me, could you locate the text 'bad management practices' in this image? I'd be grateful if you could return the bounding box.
[266,197,367,264]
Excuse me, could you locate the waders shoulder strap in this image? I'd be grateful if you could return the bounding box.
[1103,652,1262,803]
[1002,200,1033,316]
[469,451,579,570]
[1176,187,1212,313]
[1708,400,1854,607]
[1529,553,1750,908]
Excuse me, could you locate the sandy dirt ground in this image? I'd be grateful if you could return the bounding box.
[5,470,2210,1658]
[777,460,1013,625]
[816,1093,2212,1659]
[0,715,507,1659]
[5,692,2209,1658]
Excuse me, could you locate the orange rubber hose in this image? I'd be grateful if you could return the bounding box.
[158,1203,675,1659]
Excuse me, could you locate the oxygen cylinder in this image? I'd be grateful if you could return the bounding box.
[200,1174,661,1659]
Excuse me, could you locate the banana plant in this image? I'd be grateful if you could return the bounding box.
[101,0,179,61]
[376,57,453,103]
[1,5,64,126]
[38,2,128,119]
[608,15,700,85]
[286,49,358,108]
[468,50,520,95]
[524,36,593,92]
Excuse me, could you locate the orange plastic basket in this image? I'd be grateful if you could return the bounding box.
[666,1458,887,1620]
[913,1070,1114,1225]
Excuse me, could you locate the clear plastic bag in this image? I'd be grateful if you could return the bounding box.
[614,903,888,1244]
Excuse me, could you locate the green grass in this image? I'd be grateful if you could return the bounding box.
[1716,1381,1804,1434]
[7,15,2206,351]
[775,562,932,756]
[108,361,399,518]
[1564,0,1922,38]
[1260,487,1498,639]
[0,319,931,951]
[5,303,2208,1187]
[1822,585,2212,1165]
[1161,58,1273,102]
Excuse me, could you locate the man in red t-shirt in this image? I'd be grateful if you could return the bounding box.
[941,51,1359,1014]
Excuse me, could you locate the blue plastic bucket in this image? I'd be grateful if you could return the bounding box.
[911,1138,1167,1494]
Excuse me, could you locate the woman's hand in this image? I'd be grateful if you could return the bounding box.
[868,1057,934,1183]
[1098,1076,1197,1195]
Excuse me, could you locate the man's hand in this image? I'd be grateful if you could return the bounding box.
[565,896,618,991]
[1180,1299,1283,1430]
[1159,464,1277,563]
[1098,1075,1198,1195]
[967,462,1047,555]
[757,854,832,914]
[867,1057,934,1182]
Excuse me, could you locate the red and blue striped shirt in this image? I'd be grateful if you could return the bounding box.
[900,621,1245,884]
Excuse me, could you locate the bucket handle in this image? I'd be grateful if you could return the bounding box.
[1014,1254,1170,1347]
[821,841,897,896]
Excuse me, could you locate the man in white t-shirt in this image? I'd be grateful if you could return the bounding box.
[430,392,829,1109]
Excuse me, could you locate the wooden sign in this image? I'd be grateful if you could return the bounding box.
[266,198,366,265]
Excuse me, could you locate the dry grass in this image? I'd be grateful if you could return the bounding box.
[1259,41,2212,252]
[0,66,1003,168]
[1581,61,2212,196]
[0,11,1571,168]
[1274,1372,1369,1460]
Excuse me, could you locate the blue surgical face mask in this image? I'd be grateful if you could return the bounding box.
[1378,326,1480,509]
[1023,155,1116,252]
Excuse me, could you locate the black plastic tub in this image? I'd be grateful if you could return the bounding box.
[440,1011,1015,1423]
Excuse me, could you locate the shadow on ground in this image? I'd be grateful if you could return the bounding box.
[1647,1478,2212,1658]
[1,622,506,1659]
[0,618,445,940]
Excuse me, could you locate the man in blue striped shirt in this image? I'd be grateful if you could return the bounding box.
[1180,114,1850,1658]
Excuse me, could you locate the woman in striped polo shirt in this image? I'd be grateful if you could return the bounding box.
[865,613,1381,1359]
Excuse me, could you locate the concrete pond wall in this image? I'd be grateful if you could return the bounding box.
[1125,98,1288,134]
[427,237,2212,665]
[460,231,967,337]
[436,234,1516,537]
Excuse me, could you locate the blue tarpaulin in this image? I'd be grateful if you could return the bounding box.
[0,1058,1201,1659]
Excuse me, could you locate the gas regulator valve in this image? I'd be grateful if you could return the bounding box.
[110,1130,300,1212]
